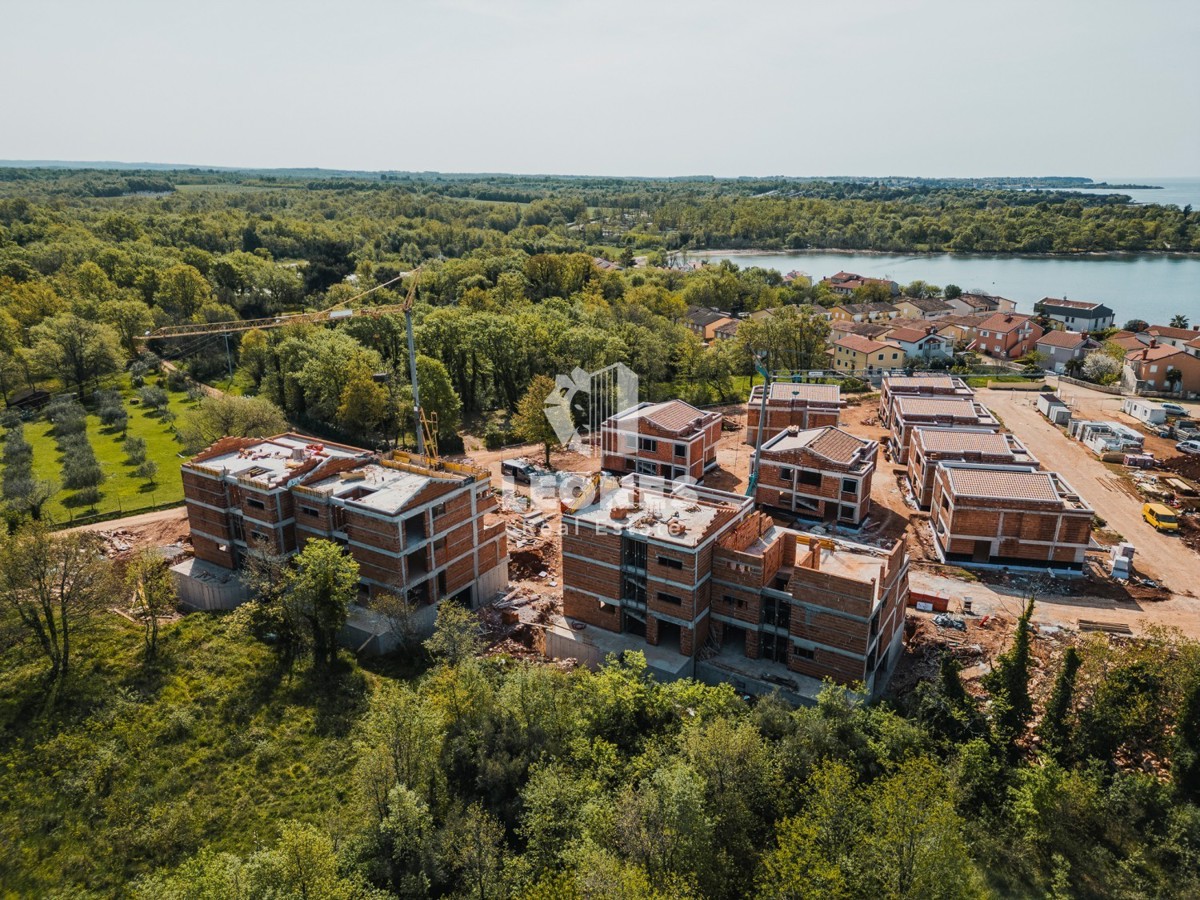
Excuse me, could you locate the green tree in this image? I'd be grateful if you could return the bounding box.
[424,600,482,666]
[943,284,962,300]
[1038,646,1081,759]
[157,263,213,321]
[1173,674,1200,803]
[176,393,288,453]
[400,355,462,446]
[514,373,562,467]
[29,314,124,396]
[125,547,176,659]
[1170,314,1190,328]
[336,370,390,438]
[284,539,358,668]
[99,298,154,356]
[0,522,115,683]
[982,596,1036,760]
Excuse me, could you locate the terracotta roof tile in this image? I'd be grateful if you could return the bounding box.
[1037,330,1089,349]
[945,468,1060,502]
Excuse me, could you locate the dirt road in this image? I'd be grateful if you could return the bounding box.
[912,570,1200,639]
[979,387,1200,597]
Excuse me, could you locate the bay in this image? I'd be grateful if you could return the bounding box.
[691,249,1200,324]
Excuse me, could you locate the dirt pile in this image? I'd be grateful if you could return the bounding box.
[1164,455,1200,481]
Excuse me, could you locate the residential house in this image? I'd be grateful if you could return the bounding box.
[555,475,907,699]
[601,400,723,482]
[973,312,1044,359]
[1122,343,1200,397]
[878,374,974,427]
[932,312,991,348]
[828,319,894,342]
[1188,336,1200,359]
[752,425,877,525]
[885,324,955,362]
[181,434,509,606]
[945,292,1016,315]
[831,334,904,375]
[1035,298,1115,332]
[745,382,844,444]
[821,271,900,297]
[1146,323,1200,351]
[906,429,1037,508]
[1034,330,1099,373]
[893,296,955,319]
[888,396,1001,464]
[684,306,737,341]
[713,319,741,341]
[1107,330,1147,353]
[929,463,1093,572]
[830,301,900,323]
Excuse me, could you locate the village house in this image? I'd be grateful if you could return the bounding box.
[1108,331,1148,353]
[713,319,741,341]
[1188,335,1200,359]
[878,374,974,428]
[944,292,1017,315]
[906,429,1038,508]
[973,312,1044,359]
[828,319,894,342]
[1145,323,1200,351]
[820,271,900,297]
[829,301,900,323]
[554,475,907,699]
[830,334,904,374]
[601,399,723,482]
[1121,343,1200,397]
[931,312,991,347]
[929,462,1093,572]
[1035,297,1115,332]
[684,306,737,341]
[745,381,844,444]
[181,434,509,607]
[752,425,877,525]
[885,324,955,363]
[888,395,1001,464]
[1034,329,1100,373]
[893,296,955,319]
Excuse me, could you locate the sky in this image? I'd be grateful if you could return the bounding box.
[2,0,1198,178]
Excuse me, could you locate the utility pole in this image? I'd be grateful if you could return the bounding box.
[223,333,234,386]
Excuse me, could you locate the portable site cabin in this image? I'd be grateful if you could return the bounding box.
[1123,398,1167,426]
[1037,393,1071,426]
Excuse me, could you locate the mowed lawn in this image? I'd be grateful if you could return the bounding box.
[22,375,198,524]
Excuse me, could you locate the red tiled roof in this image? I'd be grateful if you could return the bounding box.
[887,326,944,344]
[1126,345,1185,362]
[627,399,715,434]
[915,430,1013,455]
[1037,330,1089,350]
[1148,324,1200,341]
[834,334,902,354]
[945,467,1061,502]
[766,382,842,402]
[978,312,1033,334]
[1039,297,1103,311]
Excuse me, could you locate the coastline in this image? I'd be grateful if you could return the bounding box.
[685,247,1200,260]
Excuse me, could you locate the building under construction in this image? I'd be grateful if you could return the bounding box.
[552,474,907,700]
[181,433,509,606]
[744,382,844,445]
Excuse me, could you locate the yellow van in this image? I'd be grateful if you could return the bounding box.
[1143,503,1179,532]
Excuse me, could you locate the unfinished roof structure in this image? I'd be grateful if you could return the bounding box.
[182,435,509,607]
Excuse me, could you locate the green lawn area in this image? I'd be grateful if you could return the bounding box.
[0,613,368,896]
[19,374,198,525]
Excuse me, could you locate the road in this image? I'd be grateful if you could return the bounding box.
[979,385,1200,598]
[69,506,188,534]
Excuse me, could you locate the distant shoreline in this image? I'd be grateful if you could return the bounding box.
[685,247,1200,261]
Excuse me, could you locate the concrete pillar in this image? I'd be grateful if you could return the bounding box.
[745,630,761,659]
[645,615,660,646]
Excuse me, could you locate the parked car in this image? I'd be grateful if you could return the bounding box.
[1161,402,1189,417]
[1143,503,1180,532]
[501,458,537,484]
[1177,440,1200,456]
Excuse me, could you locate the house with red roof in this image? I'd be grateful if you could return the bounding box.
[885,324,954,362]
[831,334,904,374]
[972,312,1044,359]
[1122,342,1200,397]
[601,399,724,481]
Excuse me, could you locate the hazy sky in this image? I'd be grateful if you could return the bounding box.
[2,0,1197,177]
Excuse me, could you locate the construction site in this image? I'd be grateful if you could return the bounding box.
[101,282,1200,704]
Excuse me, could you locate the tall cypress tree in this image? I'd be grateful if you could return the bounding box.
[1173,675,1200,803]
[1037,646,1081,760]
[983,596,1036,760]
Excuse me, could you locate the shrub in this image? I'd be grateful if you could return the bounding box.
[125,435,148,466]
[138,386,170,414]
[136,460,159,484]
[99,404,128,431]
[63,450,103,491]
[841,376,870,393]
[165,368,188,392]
